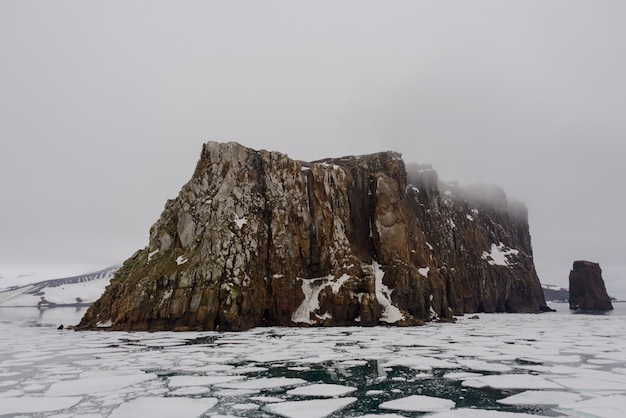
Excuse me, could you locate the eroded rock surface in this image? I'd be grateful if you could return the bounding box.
[569,260,613,311]
[78,142,549,331]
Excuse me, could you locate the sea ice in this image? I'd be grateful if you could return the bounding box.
[109,396,218,418]
[461,374,563,389]
[0,396,82,415]
[384,356,457,370]
[263,397,357,418]
[45,373,156,396]
[497,390,582,405]
[215,377,307,390]
[378,394,455,412]
[168,375,244,387]
[287,383,357,397]
[558,394,626,418]
[427,410,550,417]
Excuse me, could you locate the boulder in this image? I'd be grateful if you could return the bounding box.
[569,261,613,311]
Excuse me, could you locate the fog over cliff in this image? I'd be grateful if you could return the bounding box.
[1,1,625,297]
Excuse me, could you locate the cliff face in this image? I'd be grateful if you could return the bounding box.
[569,261,613,311]
[78,142,549,331]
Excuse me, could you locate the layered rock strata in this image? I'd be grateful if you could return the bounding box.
[78,141,549,331]
[569,261,613,311]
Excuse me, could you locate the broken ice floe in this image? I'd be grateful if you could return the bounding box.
[379,394,455,412]
[1,308,626,416]
[264,397,357,418]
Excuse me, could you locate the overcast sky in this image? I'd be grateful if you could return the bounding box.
[1,1,625,297]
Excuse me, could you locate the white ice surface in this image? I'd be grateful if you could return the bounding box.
[264,397,357,418]
[2,308,626,416]
[497,390,582,406]
[109,396,218,418]
[559,394,626,418]
[168,375,244,387]
[45,373,156,396]
[379,394,455,412]
[0,396,82,415]
[287,383,357,397]
[427,410,548,417]
[215,377,307,390]
[462,374,563,390]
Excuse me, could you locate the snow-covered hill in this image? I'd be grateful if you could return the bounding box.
[541,283,569,302]
[0,266,119,307]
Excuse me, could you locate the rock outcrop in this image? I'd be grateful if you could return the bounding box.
[569,261,613,311]
[78,141,549,331]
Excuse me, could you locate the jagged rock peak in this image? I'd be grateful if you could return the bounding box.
[78,141,549,331]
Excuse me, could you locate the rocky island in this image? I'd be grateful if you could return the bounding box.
[569,260,613,311]
[78,142,549,331]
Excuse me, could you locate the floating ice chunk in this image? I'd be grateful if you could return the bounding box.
[558,394,626,418]
[0,389,23,398]
[457,359,513,372]
[45,373,156,396]
[442,372,483,380]
[170,386,212,396]
[550,376,626,390]
[216,377,306,390]
[168,375,243,387]
[109,397,218,418]
[264,397,357,418]
[339,360,368,367]
[365,390,385,396]
[379,394,455,412]
[0,396,82,415]
[427,409,546,417]
[232,403,259,410]
[250,396,285,403]
[497,390,582,406]
[461,374,563,390]
[384,356,457,370]
[287,383,357,397]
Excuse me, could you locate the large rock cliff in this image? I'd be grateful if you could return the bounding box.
[78,142,549,331]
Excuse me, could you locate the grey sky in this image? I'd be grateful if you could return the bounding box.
[1,1,625,296]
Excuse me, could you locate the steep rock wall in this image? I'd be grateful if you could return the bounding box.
[78,142,549,331]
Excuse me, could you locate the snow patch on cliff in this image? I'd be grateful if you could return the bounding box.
[481,243,519,267]
[372,262,405,323]
[292,274,350,325]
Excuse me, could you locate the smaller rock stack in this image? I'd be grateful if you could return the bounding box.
[569,261,613,311]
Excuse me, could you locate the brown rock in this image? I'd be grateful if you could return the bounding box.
[569,261,613,311]
[77,142,549,331]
